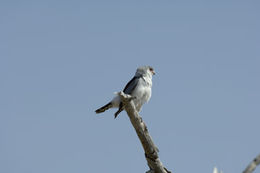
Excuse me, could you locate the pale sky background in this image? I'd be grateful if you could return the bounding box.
[1,1,260,173]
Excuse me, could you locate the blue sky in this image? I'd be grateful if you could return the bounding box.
[1,1,260,173]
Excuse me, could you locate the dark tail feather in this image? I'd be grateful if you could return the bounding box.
[114,103,123,118]
[95,102,113,114]
[114,108,123,119]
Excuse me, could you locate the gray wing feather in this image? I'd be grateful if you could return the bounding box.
[114,76,141,118]
[123,76,140,94]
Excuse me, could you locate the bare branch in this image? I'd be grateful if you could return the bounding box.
[243,153,260,173]
[118,92,171,173]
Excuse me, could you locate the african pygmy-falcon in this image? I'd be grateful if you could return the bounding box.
[95,66,155,118]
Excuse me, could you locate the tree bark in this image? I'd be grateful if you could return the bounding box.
[243,153,260,173]
[118,92,171,173]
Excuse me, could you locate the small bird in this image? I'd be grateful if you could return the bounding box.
[95,66,155,118]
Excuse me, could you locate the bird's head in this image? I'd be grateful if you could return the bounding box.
[135,66,155,77]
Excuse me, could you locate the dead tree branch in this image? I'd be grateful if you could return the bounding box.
[118,91,171,173]
[243,153,260,173]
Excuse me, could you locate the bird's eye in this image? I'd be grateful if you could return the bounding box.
[149,67,153,71]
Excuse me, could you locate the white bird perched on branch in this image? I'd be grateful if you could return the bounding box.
[95,66,155,118]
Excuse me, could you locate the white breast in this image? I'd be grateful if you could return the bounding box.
[132,76,152,112]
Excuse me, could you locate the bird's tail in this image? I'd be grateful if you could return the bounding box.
[95,102,113,114]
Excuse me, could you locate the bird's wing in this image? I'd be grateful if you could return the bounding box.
[114,76,141,118]
[123,76,141,94]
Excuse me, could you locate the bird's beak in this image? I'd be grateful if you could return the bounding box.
[152,70,155,75]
